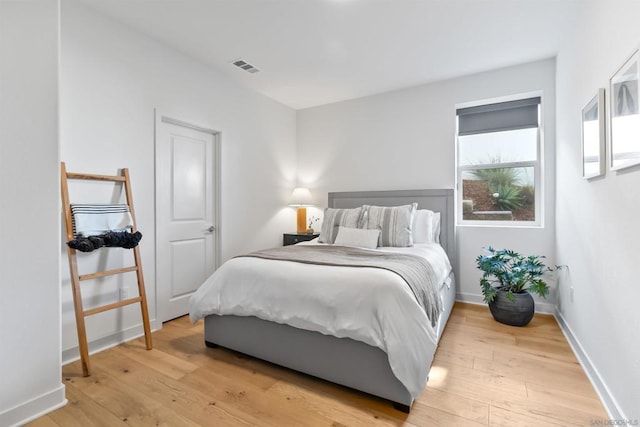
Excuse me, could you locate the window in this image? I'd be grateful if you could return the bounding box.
[456,96,541,224]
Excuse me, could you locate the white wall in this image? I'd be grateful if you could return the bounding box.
[297,58,556,310]
[60,1,296,360]
[0,1,67,425]
[555,0,640,419]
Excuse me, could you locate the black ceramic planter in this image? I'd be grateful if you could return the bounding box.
[488,289,535,326]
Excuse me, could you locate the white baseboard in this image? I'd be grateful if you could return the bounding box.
[0,384,67,427]
[456,292,556,314]
[456,292,484,306]
[554,311,624,420]
[62,319,162,365]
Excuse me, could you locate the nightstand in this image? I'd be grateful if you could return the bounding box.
[283,232,320,246]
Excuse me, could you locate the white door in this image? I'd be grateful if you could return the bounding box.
[156,116,218,322]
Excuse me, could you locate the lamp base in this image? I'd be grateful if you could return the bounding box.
[296,207,307,234]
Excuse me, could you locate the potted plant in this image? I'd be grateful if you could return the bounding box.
[476,247,554,326]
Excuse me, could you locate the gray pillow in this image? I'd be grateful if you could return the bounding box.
[318,207,365,244]
[363,203,417,247]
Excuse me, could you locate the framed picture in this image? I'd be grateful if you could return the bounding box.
[610,49,640,171]
[582,89,606,179]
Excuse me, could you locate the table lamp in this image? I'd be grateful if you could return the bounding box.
[289,187,313,233]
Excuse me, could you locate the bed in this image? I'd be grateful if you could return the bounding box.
[189,189,456,412]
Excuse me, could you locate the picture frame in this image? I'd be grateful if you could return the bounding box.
[609,49,640,171]
[581,89,606,179]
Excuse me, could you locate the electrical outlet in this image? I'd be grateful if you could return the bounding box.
[119,287,129,300]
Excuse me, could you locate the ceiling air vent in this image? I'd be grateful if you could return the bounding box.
[230,58,260,74]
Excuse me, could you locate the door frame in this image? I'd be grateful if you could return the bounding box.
[154,110,222,322]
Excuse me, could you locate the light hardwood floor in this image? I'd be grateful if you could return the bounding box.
[30,303,607,426]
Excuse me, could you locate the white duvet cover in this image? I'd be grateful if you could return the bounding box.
[189,241,452,398]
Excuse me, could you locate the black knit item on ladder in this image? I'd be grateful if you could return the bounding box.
[67,231,143,252]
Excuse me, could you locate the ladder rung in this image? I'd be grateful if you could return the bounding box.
[66,172,127,182]
[84,296,142,317]
[80,266,138,281]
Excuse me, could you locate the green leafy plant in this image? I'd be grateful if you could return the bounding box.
[491,183,523,210]
[472,163,520,188]
[471,159,524,211]
[476,247,553,303]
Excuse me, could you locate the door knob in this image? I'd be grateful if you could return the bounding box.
[206,225,215,233]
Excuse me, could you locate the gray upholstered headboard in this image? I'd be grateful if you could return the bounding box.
[328,189,456,267]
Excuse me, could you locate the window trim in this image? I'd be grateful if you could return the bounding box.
[456,94,543,227]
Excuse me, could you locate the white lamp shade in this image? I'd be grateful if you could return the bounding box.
[289,187,313,206]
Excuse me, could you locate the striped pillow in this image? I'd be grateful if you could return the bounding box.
[364,203,417,247]
[318,207,365,244]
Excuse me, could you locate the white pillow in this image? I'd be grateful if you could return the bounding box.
[334,227,380,249]
[412,209,441,244]
[412,209,434,243]
[433,212,441,244]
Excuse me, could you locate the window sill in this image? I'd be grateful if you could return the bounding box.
[457,221,543,229]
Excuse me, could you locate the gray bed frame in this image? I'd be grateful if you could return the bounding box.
[204,189,456,412]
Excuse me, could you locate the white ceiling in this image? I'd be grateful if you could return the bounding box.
[78,0,577,110]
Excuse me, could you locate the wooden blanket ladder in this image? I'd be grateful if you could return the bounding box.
[60,162,152,376]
